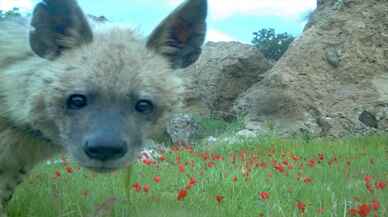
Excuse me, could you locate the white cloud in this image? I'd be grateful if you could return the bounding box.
[207,29,236,42]
[166,0,316,21]
[0,0,33,11]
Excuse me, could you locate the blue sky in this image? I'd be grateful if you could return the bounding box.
[1,0,316,43]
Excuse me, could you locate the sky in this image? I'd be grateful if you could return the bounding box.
[0,0,316,43]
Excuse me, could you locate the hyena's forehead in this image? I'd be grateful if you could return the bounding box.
[58,28,176,98]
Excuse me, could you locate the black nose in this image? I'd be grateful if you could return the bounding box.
[84,137,128,161]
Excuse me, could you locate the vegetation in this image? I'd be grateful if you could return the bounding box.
[7,133,387,217]
[252,28,295,61]
[0,8,22,20]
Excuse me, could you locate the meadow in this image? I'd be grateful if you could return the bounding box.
[7,133,388,217]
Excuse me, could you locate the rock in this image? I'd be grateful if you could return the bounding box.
[178,41,272,119]
[233,0,388,137]
[166,113,200,146]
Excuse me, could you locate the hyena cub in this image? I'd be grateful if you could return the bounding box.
[0,0,207,215]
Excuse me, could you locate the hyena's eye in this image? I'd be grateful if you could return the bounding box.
[67,94,88,110]
[135,100,154,114]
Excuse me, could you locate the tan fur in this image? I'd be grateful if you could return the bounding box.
[0,0,207,215]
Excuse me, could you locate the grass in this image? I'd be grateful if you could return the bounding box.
[7,134,388,217]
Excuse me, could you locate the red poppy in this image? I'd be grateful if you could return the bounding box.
[178,164,185,173]
[274,164,284,172]
[371,200,380,210]
[292,155,300,161]
[303,177,313,184]
[207,162,215,168]
[297,201,306,213]
[307,159,316,167]
[375,181,385,190]
[177,189,188,201]
[143,184,150,193]
[54,170,61,178]
[232,176,238,183]
[142,159,155,165]
[215,195,224,204]
[259,192,269,201]
[364,175,373,183]
[159,155,166,161]
[132,182,142,192]
[65,166,73,174]
[358,204,371,217]
[153,176,161,184]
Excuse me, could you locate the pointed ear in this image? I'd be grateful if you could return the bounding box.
[146,0,207,69]
[29,0,93,59]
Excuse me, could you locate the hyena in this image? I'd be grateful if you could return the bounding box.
[0,0,207,215]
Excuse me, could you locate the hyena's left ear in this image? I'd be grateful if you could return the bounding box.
[146,0,207,69]
[29,0,93,59]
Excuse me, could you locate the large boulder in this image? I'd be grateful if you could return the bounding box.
[233,0,388,137]
[178,41,272,119]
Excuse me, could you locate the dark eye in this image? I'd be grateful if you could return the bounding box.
[135,100,154,114]
[67,94,88,110]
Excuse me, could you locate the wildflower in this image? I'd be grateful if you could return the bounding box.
[232,176,238,183]
[54,170,61,178]
[292,155,300,161]
[143,184,150,193]
[153,176,161,184]
[177,189,188,201]
[132,182,142,192]
[349,208,358,216]
[142,159,155,166]
[259,192,269,201]
[318,153,325,161]
[375,181,385,190]
[178,164,185,173]
[215,195,224,204]
[307,159,316,167]
[297,201,306,214]
[65,166,73,174]
[207,162,215,168]
[371,200,380,210]
[358,204,371,217]
[274,164,284,173]
[186,176,197,189]
[159,155,166,161]
[303,176,313,184]
[364,175,373,183]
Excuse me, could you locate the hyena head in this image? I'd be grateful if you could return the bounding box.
[27,0,207,172]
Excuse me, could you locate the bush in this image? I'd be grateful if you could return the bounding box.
[252,28,295,61]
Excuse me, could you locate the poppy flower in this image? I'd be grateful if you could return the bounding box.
[215,195,224,204]
[371,200,380,210]
[142,159,155,166]
[358,204,371,217]
[349,208,358,216]
[178,164,185,172]
[54,170,61,178]
[65,166,73,174]
[259,192,269,201]
[132,182,142,192]
[143,184,150,193]
[297,201,306,213]
[177,189,188,201]
[232,176,238,183]
[375,181,385,190]
[153,176,161,184]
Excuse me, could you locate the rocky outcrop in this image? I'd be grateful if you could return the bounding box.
[233,0,388,137]
[178,41,272,119]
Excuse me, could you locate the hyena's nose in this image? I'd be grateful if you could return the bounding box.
[84,137,128,161]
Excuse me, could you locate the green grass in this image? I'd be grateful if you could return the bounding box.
[7,134,388,217]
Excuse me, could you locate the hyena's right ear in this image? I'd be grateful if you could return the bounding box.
[146,0,207,69]
[29,0,93,59]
